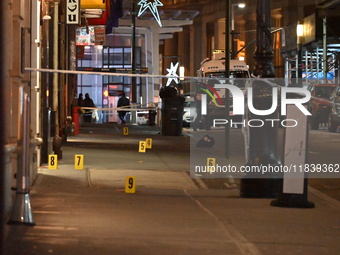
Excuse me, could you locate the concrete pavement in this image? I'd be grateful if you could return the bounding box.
[4,123,340,255]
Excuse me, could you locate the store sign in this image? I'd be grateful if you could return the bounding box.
[76,46,85,59]
[94,26,106,45]
[303,14,316,45]
[67,0,80,24]
[80,0,106,9]
[76,27,94,45]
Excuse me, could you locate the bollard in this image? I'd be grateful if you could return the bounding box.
[271,100,314,208]
[72,107,80,135]
[66,116,74,136]
[53,135,62,159]
[8,86,35,225]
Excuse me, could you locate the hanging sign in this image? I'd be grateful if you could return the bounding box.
[94,26,106,45]
[166,62,179,86]
[67,0,80,25]
[80,0,106,9]
[138,0,163,27]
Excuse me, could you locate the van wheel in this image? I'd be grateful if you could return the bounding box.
[328,114,338,132]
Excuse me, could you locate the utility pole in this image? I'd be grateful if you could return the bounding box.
[52,2,62,159]
[225,0,231,159]
[131,0,137,104]
[41,3,52,164]
[240,0,281,198]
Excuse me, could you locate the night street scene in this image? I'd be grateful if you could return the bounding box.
[1,1,340,255]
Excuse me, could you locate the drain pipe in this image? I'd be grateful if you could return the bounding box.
[52,1,62,158]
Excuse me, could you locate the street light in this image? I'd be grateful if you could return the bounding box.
[231,3,245,59]
[179,66,185,80]
[297,22,304,79]
[231,2,245,30]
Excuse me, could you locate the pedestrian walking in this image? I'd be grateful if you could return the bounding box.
[117,92,130,124]
[83,93,95,123]
[77,93,84,107]
[77,93,84,125]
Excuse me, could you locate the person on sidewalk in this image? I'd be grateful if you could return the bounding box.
[77,93,84,107]
[117,92,130,124]
[147,103,157,126]
[83,93,95,123]
[77,93,84,125]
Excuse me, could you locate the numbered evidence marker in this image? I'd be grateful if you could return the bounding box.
[48,154,58,169]
[139,141,146,153]
[125,176,136,193]
[123,127,129,135]
[74,154,84,170]
[207,157,216,174]
[145,138,152,149]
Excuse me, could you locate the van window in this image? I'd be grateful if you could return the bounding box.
[230,71,249,78]
[205,71,249,78]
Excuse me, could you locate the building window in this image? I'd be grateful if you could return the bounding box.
[103,46,141,68]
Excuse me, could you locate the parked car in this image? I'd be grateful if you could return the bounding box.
[182,97,197,127]
[328,85,340,132]
[307,83,337,129]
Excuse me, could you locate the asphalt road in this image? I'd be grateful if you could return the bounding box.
[189,126,340,201]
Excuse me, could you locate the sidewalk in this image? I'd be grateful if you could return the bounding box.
[4,124,340,255]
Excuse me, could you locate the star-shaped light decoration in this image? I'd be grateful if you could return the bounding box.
[137,0,163,27]
[166,62,179,86]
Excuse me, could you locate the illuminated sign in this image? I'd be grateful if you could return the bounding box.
[80,0,106,9]
[166,62,179,86]
[137,0,163,27]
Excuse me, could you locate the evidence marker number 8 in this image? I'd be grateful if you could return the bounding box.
[48,154,58,169]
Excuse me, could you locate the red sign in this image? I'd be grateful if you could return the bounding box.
[94,26,106,45]
[76,46,85,59]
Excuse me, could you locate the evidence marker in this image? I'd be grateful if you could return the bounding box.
[74,154,84,170]
[48,154,58,169]
[123,127,129,135]
[146,138,152,149]
[207,157,216,174]
[139,141,146,153]
[125,176,136,193]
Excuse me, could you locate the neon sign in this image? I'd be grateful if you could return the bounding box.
[166,62,179,86]
[137,0,163,27]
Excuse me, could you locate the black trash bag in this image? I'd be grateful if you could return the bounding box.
[196,135,215,148]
